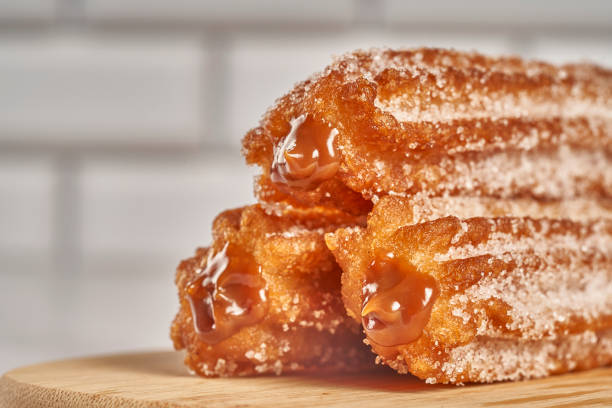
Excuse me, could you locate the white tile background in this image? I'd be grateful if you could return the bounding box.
[0,0,611,373]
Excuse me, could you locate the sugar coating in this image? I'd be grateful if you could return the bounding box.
[407,195,612,226]
[328,196,612,384]
[437,329,612,384]
[265,225,328,239]
[243,48,612,213]
[239,48,612,383]
[436,219,612,262]
[356,143,612,202]
[365,194,612,241]
[377,95,612,123]
[449,250,611,339]
[328,49,611,124]
[438,218,612,340]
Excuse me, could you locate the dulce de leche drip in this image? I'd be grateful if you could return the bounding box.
[270,114,340,190]
[361,252,439,347]
[186,243,268,344]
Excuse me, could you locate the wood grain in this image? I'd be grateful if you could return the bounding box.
[1,351,611,407]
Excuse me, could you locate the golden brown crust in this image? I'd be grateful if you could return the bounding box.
[174,48,612,382]
[254,175,372,218]
[171,205,371,376]
[327,196,612,383]
[243,48,612,211]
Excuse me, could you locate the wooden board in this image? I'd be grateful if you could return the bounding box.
[1,351,611,407]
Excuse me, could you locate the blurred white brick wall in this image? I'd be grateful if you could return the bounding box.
[79,155,254,254]
[527,36,612,67]
[85,0,355,24]
[0,37,204,145]
[384,0,612,27]
[0,1,56,21]
[1,0,611,373]
[0,158,55,250]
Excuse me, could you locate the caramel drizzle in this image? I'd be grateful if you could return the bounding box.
[270,114,340,190]
[361,252,439,347]
[186,243,268,344]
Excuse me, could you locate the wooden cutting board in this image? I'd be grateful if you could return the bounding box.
[1,351,610,407]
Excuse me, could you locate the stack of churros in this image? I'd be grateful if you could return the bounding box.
[172,48,612,384]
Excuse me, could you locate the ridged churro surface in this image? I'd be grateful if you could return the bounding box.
[243,48,612,213]
[327,196,612,383]
[173,48,612,384]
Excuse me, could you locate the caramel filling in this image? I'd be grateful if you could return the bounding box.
[186,243,268,344]
[361,253,439,347]
[270,114,340,190]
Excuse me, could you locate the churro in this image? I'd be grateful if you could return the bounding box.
[171,205,369,376]
[327,196,612,383]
